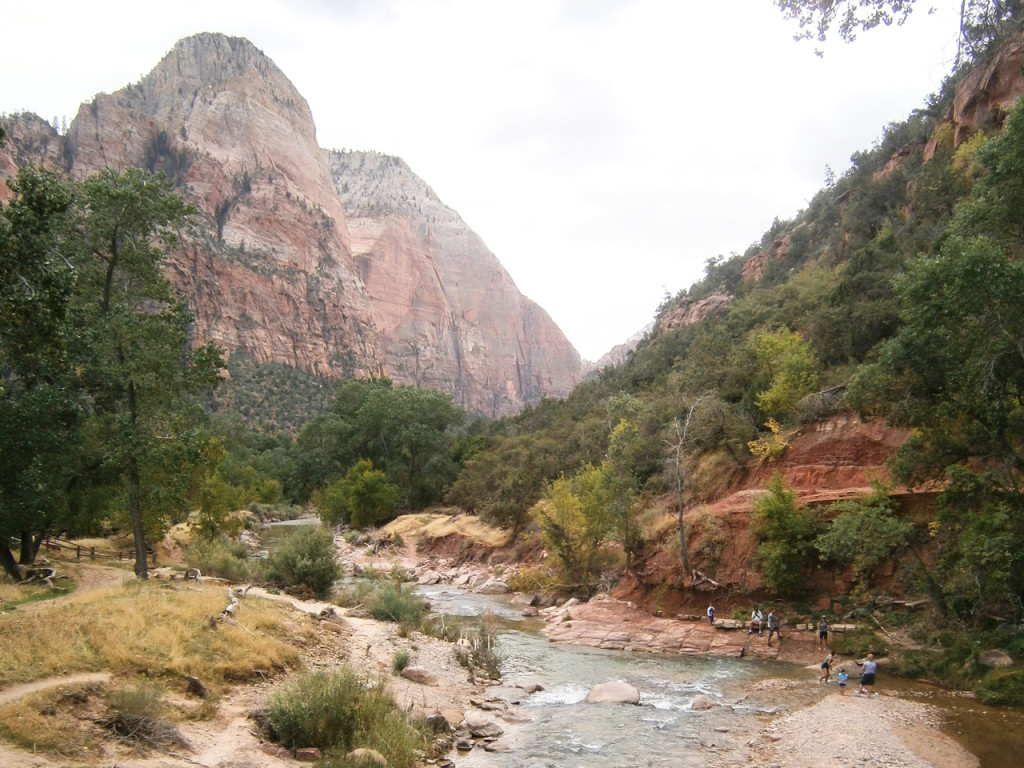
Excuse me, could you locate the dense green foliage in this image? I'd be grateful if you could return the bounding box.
[287,377,463,509]
[752,474,818,596]
[814,483,912,590]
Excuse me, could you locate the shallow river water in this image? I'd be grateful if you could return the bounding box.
[418,585,1024,768]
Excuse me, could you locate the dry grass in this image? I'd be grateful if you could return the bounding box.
[0,685,105,756]
[640,504,678,541]
[382,510,511,548]
[0,581,49,605]
[0,580,301,690]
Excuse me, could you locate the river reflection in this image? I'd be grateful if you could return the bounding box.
[417,585,1024,768]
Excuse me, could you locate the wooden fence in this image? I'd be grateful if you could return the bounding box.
[38,535,155,565]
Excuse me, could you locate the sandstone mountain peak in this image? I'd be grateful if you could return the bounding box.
[326,149,581,415]
[3,33,581,418]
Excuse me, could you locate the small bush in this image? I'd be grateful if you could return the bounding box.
[265,526,340,599]
[366,583,427,627]
[975,667,1024,708]
[268,668,423,767]
[454,616,503,681]
[184,535,255,582]
[392,649,410,673]
[507,565,554,593]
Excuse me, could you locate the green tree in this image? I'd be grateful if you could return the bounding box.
[605,418,642,573]
[290,378,463,508]
[71,169,223,579]
[815,482,912,590]
[315,458,401,529]
[752,473,818,595]
[0,168,80,580]
[536,465,613,588]
[752,328,818,419]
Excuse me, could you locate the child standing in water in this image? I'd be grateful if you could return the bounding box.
[838,667,849,695]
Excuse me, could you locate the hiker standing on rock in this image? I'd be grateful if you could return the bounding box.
[817,615,830,649]
[749,607,763,635]
[766,608,781,646]
[707,605,715,626]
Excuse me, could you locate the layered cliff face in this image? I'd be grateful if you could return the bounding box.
[325,150,581,416]
[61,33,379,378]
[1,33,581,415]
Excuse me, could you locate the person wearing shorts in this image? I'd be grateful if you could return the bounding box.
[857,653,878,696]
[819,652,834,683]
[838,668,849,694]
[817,615,829,649]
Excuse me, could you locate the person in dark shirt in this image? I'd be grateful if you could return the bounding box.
[766,608,781,646]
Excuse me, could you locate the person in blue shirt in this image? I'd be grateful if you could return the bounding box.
[706,605,715,626]
[838,667,849,695]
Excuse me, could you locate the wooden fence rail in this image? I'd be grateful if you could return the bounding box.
[39,535,155,565]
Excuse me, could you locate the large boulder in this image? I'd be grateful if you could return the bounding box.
[585,681,640,704]
[347,748,387,766]
[980,649,1014,668]
[401,666,439,686]
[463,711,504,738]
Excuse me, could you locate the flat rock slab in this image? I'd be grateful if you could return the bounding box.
[543,595,793,660]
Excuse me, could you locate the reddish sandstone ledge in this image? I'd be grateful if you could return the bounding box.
[541,595,826,665]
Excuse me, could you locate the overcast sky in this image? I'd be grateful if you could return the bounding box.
[1,0,962,360]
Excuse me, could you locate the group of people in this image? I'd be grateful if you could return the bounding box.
[815,615,879,696]
[747,606,781,645]
[706,607,880,697]
[707,604,781,645]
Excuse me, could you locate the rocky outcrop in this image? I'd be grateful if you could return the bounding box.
[326,150,581,416]
[585,322,652,375]
[950,31,1024,146]
[0,113,66,204]
[0,33,581,416]
[654,293,731,333]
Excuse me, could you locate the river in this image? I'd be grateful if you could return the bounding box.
[418,584,1024,768]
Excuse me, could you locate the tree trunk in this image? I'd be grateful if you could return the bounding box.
[0,541,23,581]
[127,380,149,580]
[18,531,44,565]
[129,458,149,579]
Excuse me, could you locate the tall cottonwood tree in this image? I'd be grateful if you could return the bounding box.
[0,168,80,580]
[72,169,223,579]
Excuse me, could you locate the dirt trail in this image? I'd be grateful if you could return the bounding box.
[0,672,112,705]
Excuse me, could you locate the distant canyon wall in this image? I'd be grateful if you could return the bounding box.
[1,32,581,417]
